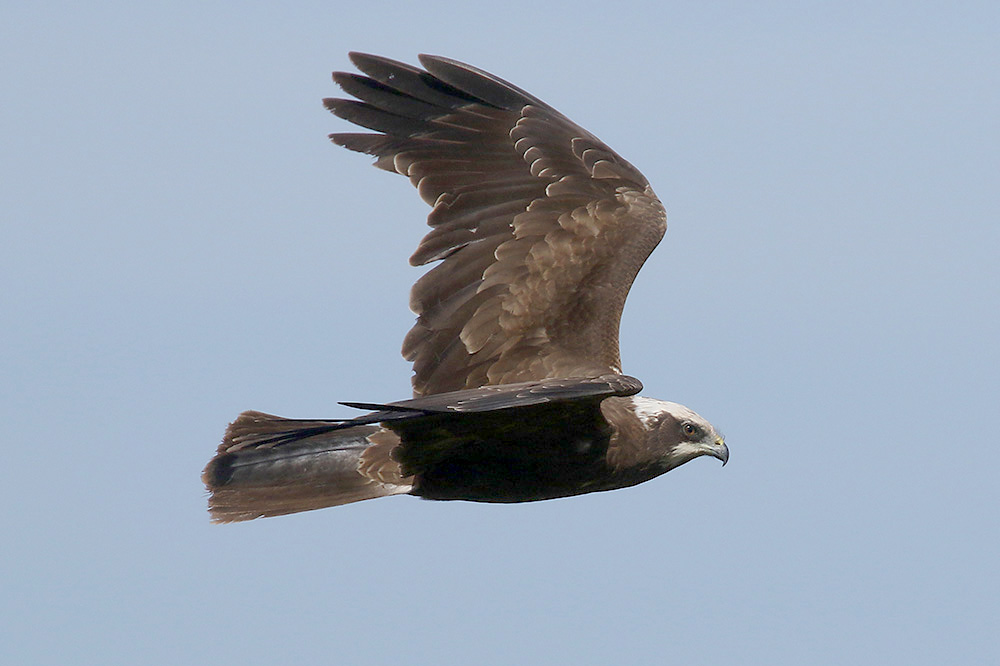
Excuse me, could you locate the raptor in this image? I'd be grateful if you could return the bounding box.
[203,53,728,522]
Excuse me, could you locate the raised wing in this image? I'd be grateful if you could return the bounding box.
[327,53,666,396]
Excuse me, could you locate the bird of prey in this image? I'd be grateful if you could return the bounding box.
[202,52,728,522]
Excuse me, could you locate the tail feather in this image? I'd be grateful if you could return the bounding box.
[203,411,411,523]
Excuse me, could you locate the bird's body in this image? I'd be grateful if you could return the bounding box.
[203,53,727,522]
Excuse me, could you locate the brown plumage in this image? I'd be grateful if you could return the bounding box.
[202,53,727,522]
[328,53,665,395]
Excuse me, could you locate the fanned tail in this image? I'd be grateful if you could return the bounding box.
[202,411,411,523]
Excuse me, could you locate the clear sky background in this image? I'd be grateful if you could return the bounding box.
[2,2,998,664]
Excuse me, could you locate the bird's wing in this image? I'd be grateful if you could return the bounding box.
[327,53,666,396]
[344,373,642,418]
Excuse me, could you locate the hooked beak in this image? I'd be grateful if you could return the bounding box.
[709,437,729,466]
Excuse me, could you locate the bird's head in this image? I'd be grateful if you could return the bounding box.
[631,397,728,469]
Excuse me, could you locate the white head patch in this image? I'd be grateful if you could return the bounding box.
[630,397,700,430]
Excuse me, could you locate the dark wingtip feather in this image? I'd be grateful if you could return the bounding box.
[417,54,547,110]
[323,98,416,136]
[348,51,418,78]
[331,72,441,119]
[339,401,426,412]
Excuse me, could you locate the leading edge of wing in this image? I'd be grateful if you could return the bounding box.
[341,374,642,418]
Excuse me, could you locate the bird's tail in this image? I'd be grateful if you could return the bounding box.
[202,411,411,523]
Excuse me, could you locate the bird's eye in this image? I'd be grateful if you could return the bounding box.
[682,422,699,438]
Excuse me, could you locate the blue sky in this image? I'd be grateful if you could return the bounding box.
[2,2,998,664]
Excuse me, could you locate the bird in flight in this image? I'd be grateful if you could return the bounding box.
[202,53,728,522]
